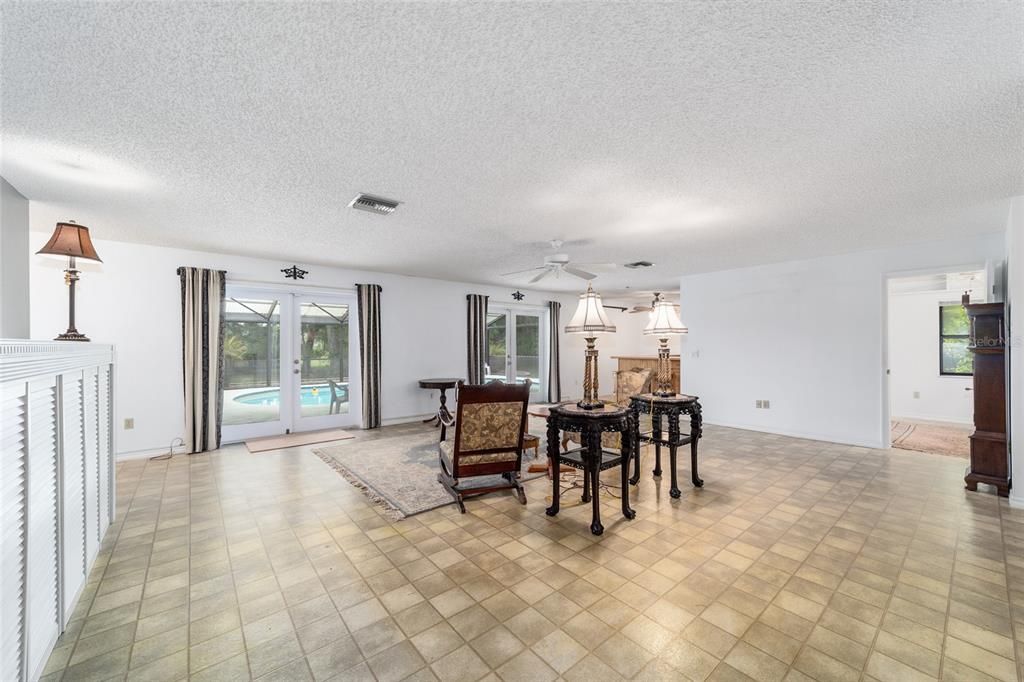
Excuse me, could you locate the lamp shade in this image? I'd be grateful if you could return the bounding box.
[36,222,102,262]
[644,297,688,336]
[565,284,617,334]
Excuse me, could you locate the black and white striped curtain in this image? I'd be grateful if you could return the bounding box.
[467,294,489,384]
[177,267,226,453]
[547,300,561,402]
[356,284,382,429]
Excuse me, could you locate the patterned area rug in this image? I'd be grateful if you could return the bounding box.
[891,419,970,458]
[313,422,548,518]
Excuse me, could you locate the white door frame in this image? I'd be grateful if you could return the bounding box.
[881,261,988,448]
[487,303,549,401]
[221,284,359,442]
[291,291,361,432]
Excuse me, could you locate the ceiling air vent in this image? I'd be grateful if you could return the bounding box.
[349,193,400,215]
[624,260,654,269]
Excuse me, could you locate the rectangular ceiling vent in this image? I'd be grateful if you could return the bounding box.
[349,193,400,215]
[624,260,654,269]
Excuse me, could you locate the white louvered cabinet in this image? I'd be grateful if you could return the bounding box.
[1,342,115,682]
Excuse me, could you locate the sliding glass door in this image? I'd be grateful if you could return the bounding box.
[486,307,547,401]
[221,287,359,442]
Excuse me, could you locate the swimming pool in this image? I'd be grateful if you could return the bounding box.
[233,384,348,407]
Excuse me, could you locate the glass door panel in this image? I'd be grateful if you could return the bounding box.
[221,293,286,441]
[514,313,543,399]
[485,307,547,400]
[293,295,359,431]
[486,312,508,382]
[298,302,350,418]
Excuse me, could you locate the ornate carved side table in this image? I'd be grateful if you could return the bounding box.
[545,403,635,535]
[628,394,703,498]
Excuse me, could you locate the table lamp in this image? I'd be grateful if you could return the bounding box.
[565,283,617,409]
[644,294,687,396]
[36,221,102,341]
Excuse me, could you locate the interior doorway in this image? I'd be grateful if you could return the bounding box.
[884,269,984,457]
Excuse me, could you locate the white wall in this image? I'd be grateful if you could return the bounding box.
[678,234,1004,448]
[28,233,652,456]
[1,177,30,338]
[888,289,975,424]
[1006,196,1024,508]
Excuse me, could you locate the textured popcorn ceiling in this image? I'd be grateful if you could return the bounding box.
[2,1,1021,292]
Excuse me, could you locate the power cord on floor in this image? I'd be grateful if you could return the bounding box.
[150,437,186,461]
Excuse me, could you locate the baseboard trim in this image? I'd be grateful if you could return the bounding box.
[704,420,885,450]
[891,414,974,427]
[1008,491,1024,509]
[380,414,435,427]
[117,446,177,461]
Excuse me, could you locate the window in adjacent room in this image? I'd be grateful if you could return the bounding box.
[939,304,973,376]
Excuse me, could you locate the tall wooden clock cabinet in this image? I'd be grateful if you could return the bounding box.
[963,300,1009,496]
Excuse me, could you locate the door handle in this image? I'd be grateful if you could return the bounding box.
[964,387,973,391]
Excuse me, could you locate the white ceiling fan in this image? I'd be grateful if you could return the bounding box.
[626,291,680,313]
[501,240,615,284]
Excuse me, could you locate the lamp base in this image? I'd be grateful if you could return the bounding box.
[576,399,605,410]
[55,330,90,342]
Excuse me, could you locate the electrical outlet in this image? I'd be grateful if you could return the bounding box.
[124,417,134,430]
[913,391,920,399]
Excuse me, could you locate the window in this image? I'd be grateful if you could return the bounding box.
[939,304,972,376]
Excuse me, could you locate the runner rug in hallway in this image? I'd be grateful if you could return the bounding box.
[891,419,970,458]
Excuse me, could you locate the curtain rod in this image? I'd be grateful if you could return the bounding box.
[225,277,359,293]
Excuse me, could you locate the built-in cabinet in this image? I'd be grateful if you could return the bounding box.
[1,341,115,681]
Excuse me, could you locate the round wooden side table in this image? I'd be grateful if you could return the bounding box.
[417,378,462,429]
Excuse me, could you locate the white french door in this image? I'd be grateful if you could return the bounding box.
[221,286,360,442]
[486,306,548,401]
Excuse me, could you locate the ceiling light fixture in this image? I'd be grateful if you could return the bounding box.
[624,261,654,269]
[348,193,401,215]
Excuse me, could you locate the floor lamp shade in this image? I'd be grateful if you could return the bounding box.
[36,221,103,341]
[565,284,616,409]
[644,296,687,396]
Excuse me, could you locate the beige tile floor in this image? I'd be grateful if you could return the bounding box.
[40,424,1024,681]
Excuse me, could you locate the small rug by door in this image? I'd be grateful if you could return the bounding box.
[314,423,547,518]
[891,420,970,458]
[246,428,355,453]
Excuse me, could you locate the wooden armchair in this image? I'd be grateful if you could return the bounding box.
[438,380,531,513]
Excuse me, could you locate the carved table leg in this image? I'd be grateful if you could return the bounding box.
[690,404,704,488]
[545,418,561,517]
[629,404,641,486]
[588,427,603,536]
[581,465,591,503]
[652,413,663,478]
[621,419,636,520]
[668,412,681,498]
